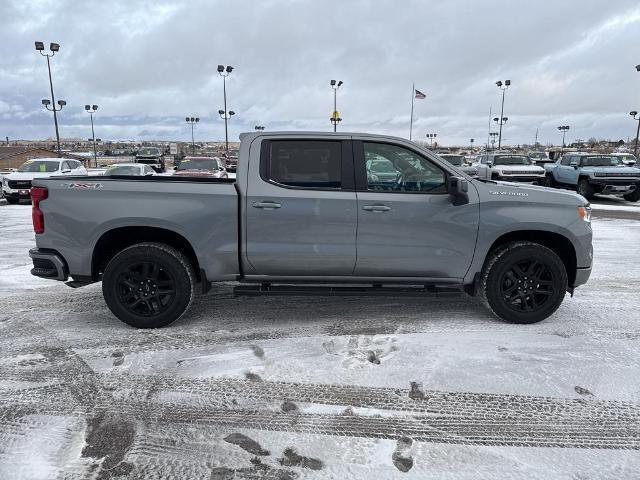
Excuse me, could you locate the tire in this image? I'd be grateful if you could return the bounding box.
[102,242,195,328]
[480,241,568,324]
[541,173,556,188]
[623,188,640,202]
[577,178,595,200]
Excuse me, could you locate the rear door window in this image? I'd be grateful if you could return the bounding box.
[265,140,342,189]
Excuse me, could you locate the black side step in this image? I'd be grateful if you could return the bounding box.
[233,284,463,297]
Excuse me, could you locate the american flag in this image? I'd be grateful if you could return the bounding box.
[414,89,426,99]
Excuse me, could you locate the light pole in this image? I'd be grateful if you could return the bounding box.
[330,80,343,132]
[217,64,234,157]
[218,109,235,153]
[630,111,640,156]
[493,116,508,149]
[254,125,265,131]
[495,80,510,149]
[557,125,570,153]
[36,41,63,153]
[84,105,98,167]
[426,133,437,147]
[489,132,499,150]
[185,117,199,154]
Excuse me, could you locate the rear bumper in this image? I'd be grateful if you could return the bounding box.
[29,248,69,281]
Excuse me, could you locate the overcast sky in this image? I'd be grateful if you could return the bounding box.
[1,0,640,146]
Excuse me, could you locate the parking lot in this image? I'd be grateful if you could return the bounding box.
[1,197,639,479]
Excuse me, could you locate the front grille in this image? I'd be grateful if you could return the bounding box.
[501,171,543,176]
[8,180,32,189]
[593,172,639,178]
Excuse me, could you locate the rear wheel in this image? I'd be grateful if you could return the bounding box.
[102,242,195,328]
[623,188,640,202]
[481,242,568,324]
[577,178,595,199]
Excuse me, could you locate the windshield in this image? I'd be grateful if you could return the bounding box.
[440,155,465,166]
[17,160,59,173]
[366,158,397,173]
[138,148,161,156]
[582,156,622,167]
[528,152,546,159]
[493,155,531,166]
[614,154,637,161]
[177,158,221,170]
[105,165,140,176]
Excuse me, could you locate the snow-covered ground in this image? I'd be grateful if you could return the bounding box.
[1,198,639,479]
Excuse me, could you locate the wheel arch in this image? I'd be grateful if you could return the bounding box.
[485,230,577,286]
[92,226,201,281]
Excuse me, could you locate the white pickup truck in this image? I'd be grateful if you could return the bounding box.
[474,152,545,183]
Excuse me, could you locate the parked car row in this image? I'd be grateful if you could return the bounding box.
[543,152,640,201]
[2,155,231,204]
[1,158,87,204]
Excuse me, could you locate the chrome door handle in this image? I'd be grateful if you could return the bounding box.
[362,204,391,212]
[252,201,282,209]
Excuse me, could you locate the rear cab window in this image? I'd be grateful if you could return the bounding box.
[262,140,343,189]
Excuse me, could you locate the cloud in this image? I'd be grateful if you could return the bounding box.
[1,0,639,146]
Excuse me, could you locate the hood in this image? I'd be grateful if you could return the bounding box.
[494,164,544,172]
[581,166,640,175]
[6,171,59,181]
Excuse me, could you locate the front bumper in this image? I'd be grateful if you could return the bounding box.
[29,248,69,281]
[572,266,592,287]
[2,187,31,200]
[589,178,638,195]
[495,175,546,183]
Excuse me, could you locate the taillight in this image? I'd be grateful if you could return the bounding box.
[31,186,48,234]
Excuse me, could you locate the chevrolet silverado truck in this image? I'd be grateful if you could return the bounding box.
[543,152,640,201]
[135,147,165,172]
[28,132,593,328]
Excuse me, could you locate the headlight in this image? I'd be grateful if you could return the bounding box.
[577,205,592,225]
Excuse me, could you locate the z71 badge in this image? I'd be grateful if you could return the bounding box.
[61,183,103,190]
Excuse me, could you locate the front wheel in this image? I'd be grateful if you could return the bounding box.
[102,242,195,328]
[623,188,640,202]
[577,178,595,199]
[481,242,568,324]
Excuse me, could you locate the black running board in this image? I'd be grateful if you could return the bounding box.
[234,284,463,297]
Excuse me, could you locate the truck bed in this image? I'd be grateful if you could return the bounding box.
[32,175,240,282]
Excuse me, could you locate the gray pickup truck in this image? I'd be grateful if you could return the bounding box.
[29,132,593,328]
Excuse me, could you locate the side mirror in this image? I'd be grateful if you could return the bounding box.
[61,168,71,174]
[486,161,493,167]
[173,166,178,170]
[570,161,578,169]
[447,176,469,204]
[628,161,636,167]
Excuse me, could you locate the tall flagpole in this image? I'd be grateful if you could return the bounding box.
[409,82,415,140]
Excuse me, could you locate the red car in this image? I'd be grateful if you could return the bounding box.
[173,157,228,178]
